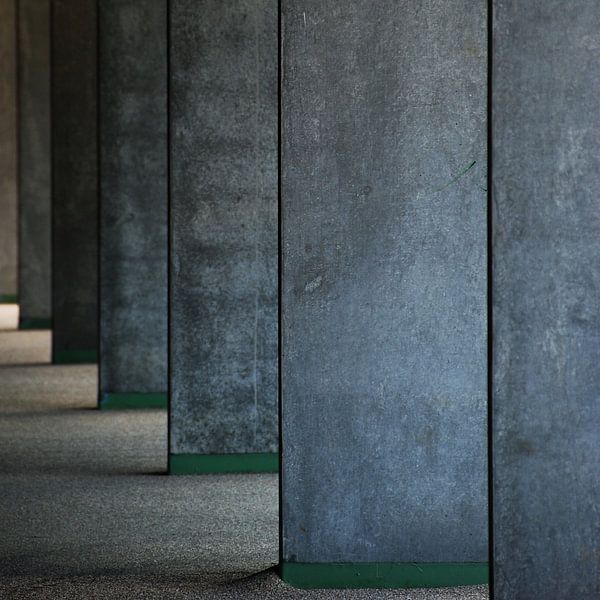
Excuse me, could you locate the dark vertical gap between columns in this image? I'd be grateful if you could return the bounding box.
[166,0,172,474]
[49,0,55,358]
[96,0,102,402]
[15,0,21,306]
[47,0,52,328]
[486,0,494,596]
[277,0,284,570]
[47,0,54,324]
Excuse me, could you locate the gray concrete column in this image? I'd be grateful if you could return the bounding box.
[281,1,488,589]
[0,0,18,305]
[98,0,167,409]
[18,0,51,329]
[492,3,600,598]
[51,0,97,363]
[169,0,278,474]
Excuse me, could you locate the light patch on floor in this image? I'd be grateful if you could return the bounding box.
[0,329,51,364]
[0,303,19,330]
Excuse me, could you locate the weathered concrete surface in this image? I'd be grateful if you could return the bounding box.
[0,0,18,302]
[51,0,98,361]
[169,0,278,455]
[98,0,167,398]
[18,0,51,326]
[281,0,487,563]
[492,2,600,598]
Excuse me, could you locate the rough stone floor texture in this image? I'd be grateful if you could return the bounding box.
[0,308,488,599]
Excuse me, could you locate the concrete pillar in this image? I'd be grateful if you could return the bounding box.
[51,0,97,363]
[492,3,600,598]
[0,0,18,305]
[169,0,278,474]
[98,0,167,409]
[280,1,488,589]
[18,0,51,329]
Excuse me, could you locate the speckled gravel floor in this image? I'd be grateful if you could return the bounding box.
[0,320,488,599]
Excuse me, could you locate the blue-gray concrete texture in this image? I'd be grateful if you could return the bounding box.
[0,0,18,300]
[281,0,488,563]
[18,0,52,323]
[51,0,98,357]
[492,2,600,598]
[98,0,167,396]
[169,0,278,455]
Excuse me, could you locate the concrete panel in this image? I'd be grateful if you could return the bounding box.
[169,0,278,470]
[51,0,97,363]
[18,0,51,328]
[98,0,167,407]
[281,0,488,586]
[492,2,600,598]
[0,0,18,303]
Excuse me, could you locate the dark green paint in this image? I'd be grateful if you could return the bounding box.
[100,392,167,410]
[0,294,18,303]
[434,159,478,192]
[53,349,98,364]
[280,562,488,589]
[19,317,52,330]
[169,452,279,475]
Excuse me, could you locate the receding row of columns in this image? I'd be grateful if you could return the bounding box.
[0,0,52,321]
[0,0,597,596]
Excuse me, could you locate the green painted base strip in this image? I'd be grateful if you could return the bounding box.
[19,317,52,330]
[280,562,488,589]
[169,452,279,475]
[100,392,167,410]
[53,349,98,364]
[0,294,18,303]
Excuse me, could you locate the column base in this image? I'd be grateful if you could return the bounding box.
[19,317,52,330]
[53,349,98,364]
[169,452,279,475]
[280,562,489,589]
[0,294,18,303]
[100,392,167,410]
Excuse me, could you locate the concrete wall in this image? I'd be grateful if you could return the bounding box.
[492,2,600,598]
[0,0,18,303]
[51,0,98,362]
[98,0,167,407]
[169,0,278,466]
[18,0,51,327]
[281,0,488,576]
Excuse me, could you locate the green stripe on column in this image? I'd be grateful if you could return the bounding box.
[19,317,52,330]
[280,562,488,589]
[0,294,18,303]
[53,349,98,364]
[169,452,279,475]
[100,393,167,410]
